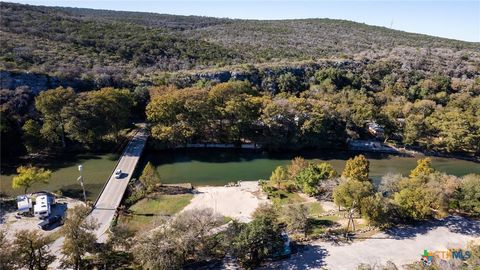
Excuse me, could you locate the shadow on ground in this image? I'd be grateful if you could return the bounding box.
[259,244,328,270]
[42,202,68,231]
[385,215,480,240]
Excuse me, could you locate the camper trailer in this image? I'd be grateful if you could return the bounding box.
[16,195,32,214]
[34,194,54,218]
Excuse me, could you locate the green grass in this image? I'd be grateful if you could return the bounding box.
[307,215,341,238]
[118,194,193,232]
[306,201,324,217]
[270,190,307,205]
[319,215,341,222]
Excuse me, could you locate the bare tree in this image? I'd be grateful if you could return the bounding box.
[133,208,223,270]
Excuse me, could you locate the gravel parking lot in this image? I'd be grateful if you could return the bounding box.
[0,196,82,240]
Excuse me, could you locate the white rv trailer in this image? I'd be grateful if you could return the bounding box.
[16,195,32,213]
[34,194,53,218]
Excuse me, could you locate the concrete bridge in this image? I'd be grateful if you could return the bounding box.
[91,128,148,242]
[49,128,148,267]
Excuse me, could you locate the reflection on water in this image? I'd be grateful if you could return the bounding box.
[1,149,478,199]
[142,149,480,186]
[0,153,118,200]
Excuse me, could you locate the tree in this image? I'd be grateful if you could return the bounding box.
[208,81,260,142]
[269,166,288,188]
[455,174,480,215]
[342,155,370,182]
[13,230,55,270]
[133,208,223,270]
[333,90,375,128]
[35,87,75,148]
[277,72,300,93]
[169,208,223,262]
[283,204,310,236]
[393,173,456,220]
[333,179,374,210]
[92,225,135,269]
[134,225,185,270]
[409,158,435,178]
[61,205,98,270]
[0,230,16,270]
[287,156,309,178]
[146,87,211,145]
[260,97,298,149]
[295,162,337,196]
[22,119,43,153]
[360,193,395,226]
[65,88,134,145]
[252,203,279,221]
[231,216,284,269]
[403,114,427,146]
[378,173,403,197]
[12,166,52,193]
[139,162,160,191]
[426,108,479,152]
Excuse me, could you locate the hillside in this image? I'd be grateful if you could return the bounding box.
[1,1,479,82]
[1,2,479,162]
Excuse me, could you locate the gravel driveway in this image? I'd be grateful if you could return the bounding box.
[263,216,480,270]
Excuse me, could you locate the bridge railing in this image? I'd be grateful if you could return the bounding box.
[92,129,141,208]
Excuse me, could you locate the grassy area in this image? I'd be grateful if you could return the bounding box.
[261,181,369,240]
[306,201,324,217]
[270,190,307,205]
[307,215,342,238]
[118,194,193,232]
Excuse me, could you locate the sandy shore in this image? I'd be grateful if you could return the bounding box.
[182,181,267,222]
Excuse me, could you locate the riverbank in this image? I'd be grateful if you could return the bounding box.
[348,139,479,163]
[386,143,480,163]
[2,147,478,200]
[141,148,480,187]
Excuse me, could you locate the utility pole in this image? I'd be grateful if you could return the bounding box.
[77,165,87,204]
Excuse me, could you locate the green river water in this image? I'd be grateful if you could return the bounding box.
[1,153,119,200]
[1,149,479,200]
[141,149,479,185]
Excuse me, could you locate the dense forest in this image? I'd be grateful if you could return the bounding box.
[1,2,479,77]
[1,2,479,161]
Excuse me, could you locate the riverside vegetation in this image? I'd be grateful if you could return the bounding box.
[1,155,479,270]
[1,2,480,270]
[2,3,480,161]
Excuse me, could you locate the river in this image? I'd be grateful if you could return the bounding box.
[142,149,480,186]
[0,153,118,200]
[1,149,478,199]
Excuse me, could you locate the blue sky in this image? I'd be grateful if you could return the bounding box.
[7,0,480,42]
